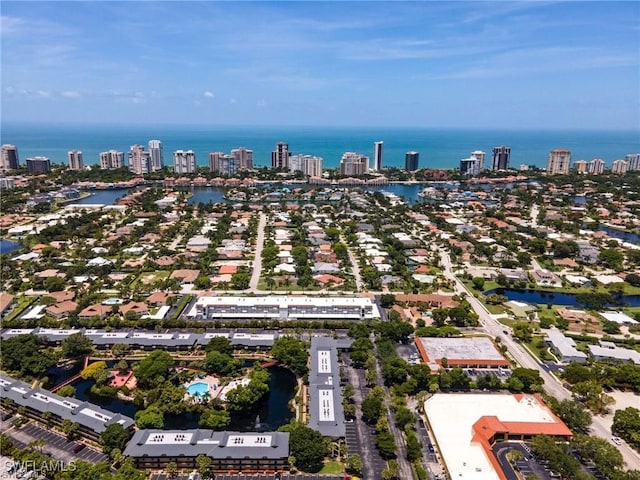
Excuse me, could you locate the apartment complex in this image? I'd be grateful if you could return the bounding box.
[589,158,605,175]
[340,152,369,176]
[1,144,19,170]
[491,146,510,171]
[173,150,197,174]
[100,150,125,169]
[271,142,290,170]
[611,159,629,175]
[573,160,588,173]
[625,153,640,171]
[191,295,379,321]
[289,154,323,177]
[231,147,253,170]
[26,156,51,174]
[547,148,571,175]
[129,144,152,175]
[67,150,84,170]
[124,430,289,473]
[405,151,419,171]
[372,141,383,171]
[460,151,485,176]
[308,337,345,438]
[0,373,134,442]
[148,140,163,171]
[209,152,236,176]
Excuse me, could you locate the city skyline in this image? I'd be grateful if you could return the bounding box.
[2,1,638,129]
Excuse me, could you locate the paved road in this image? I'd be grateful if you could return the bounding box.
[341,234,362,292]
[439,249,640,471]
[249,212,267,291]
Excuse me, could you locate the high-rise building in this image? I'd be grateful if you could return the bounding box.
[373,141,383,171]
[67,150,84,171]
[340,152,369,176]
[491,146,511,171]
[129,145,152,175]
[289,155,323,177]
[148,140,164,171]
[1,144,19,170]
[589,158,605,175]
[209,152,236,176]
[173,150,197,174]
[231,147,253,170]
[611,160,629,175]
[573,160,588,173]
[405,151,419,171]
[26,156,51,174]
[460,151,485,176]
[625,154,640,171]
[271,142,290,170]
[100,150,124,169]
[547,149,571,175]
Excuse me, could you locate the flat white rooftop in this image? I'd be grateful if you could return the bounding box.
[425,394,565,480]
[600,311,638,325]
[416,337,508,366]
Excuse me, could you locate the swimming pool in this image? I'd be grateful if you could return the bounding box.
[102,298,124,305]
[187,382,209,397]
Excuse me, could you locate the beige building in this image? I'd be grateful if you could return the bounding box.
[573,160,587,173]
[340,152,369,175]
[589,158,605,175]
[611,159,629,175]
[547,148,571,174]
[1,144,19,170]
[67,150,83,170]
[100,150,124,169]
[231,147,253,170]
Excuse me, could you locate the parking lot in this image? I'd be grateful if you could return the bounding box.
[1,416,108,466]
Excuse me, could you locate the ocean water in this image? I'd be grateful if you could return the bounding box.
[1,123,638,170]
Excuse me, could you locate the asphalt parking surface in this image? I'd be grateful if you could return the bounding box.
[10,422,108,464]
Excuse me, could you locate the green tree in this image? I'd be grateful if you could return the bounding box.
[362,392,384,424]
[472,277,485,290]
[405,429,422,462]
[203,350,240,376]
[346,453,363,474]
[612,407,640,449]
[279,421,324,472]
[231,272,250,290]
[375,431,397,459]
[553,399,592,433]
[134,405,164,429]
[100,423,130,456]
[57,385,76,398]
[61,333,93,358]
[0,334,56,376]
[198,408,230,430]
[135,350,174,388]
[270,336,308,376]
[205,336,234,355]
[196,454,213,478]
[224,368,269,412]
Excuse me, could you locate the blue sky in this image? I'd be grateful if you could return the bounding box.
[2,1,639,128]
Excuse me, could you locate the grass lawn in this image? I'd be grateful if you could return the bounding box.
[319,461,344,475]
[5,296,38,322]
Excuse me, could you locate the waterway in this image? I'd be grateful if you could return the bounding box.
[598,225,640,246]
[485,288,640,307]
[71,189,131,205]
[49,363,295,431]
[0,239,21,255]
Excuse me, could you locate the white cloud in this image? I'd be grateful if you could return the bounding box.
[256,99,267,108]
[60,90,81,99]
[229,98,237,105]
[203,91,215,98]
[0,15,25,36]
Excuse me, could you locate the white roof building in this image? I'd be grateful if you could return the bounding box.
[544,327,587,363]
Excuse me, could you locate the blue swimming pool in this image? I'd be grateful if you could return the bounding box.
[187,382,209,396]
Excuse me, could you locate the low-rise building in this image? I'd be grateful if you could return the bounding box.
[544,327,587,363]
[588,340,640,365]
[0,373,134,442]
[308,337,345,439]
[415,337,510,372]
[123,430,289,473]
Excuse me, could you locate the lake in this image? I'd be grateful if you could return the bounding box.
[0,239,21,255]
[485,288,640,307]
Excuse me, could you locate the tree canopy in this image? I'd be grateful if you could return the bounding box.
[270,336,308,376]
[278,421,324,472]
[134,350,174,388]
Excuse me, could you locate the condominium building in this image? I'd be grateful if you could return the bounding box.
[625,153,640,171]
[372,141,383,171]
[173,150,197,174]
[460,151,484,176]
[192,295,379,321]
[405,151,419,171]
[271,142,290,170]
[148,140,164,171]
[129,144,152,175]
[573,160,588,173]
[209,152,236,176]
[308,337,345,438]
[589,158,605,175]
[289,154,323,177]
[124,430,289,473]
[0,373,134,442]
[491,146,510,171]
[1,144,19,170]
[26,156,51,174]
[67,150,84,170]
[547,149,571,175]
[231,147,253,170]
[100,150,125,169]
[611,159,629,175]
[340,152,369,176]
